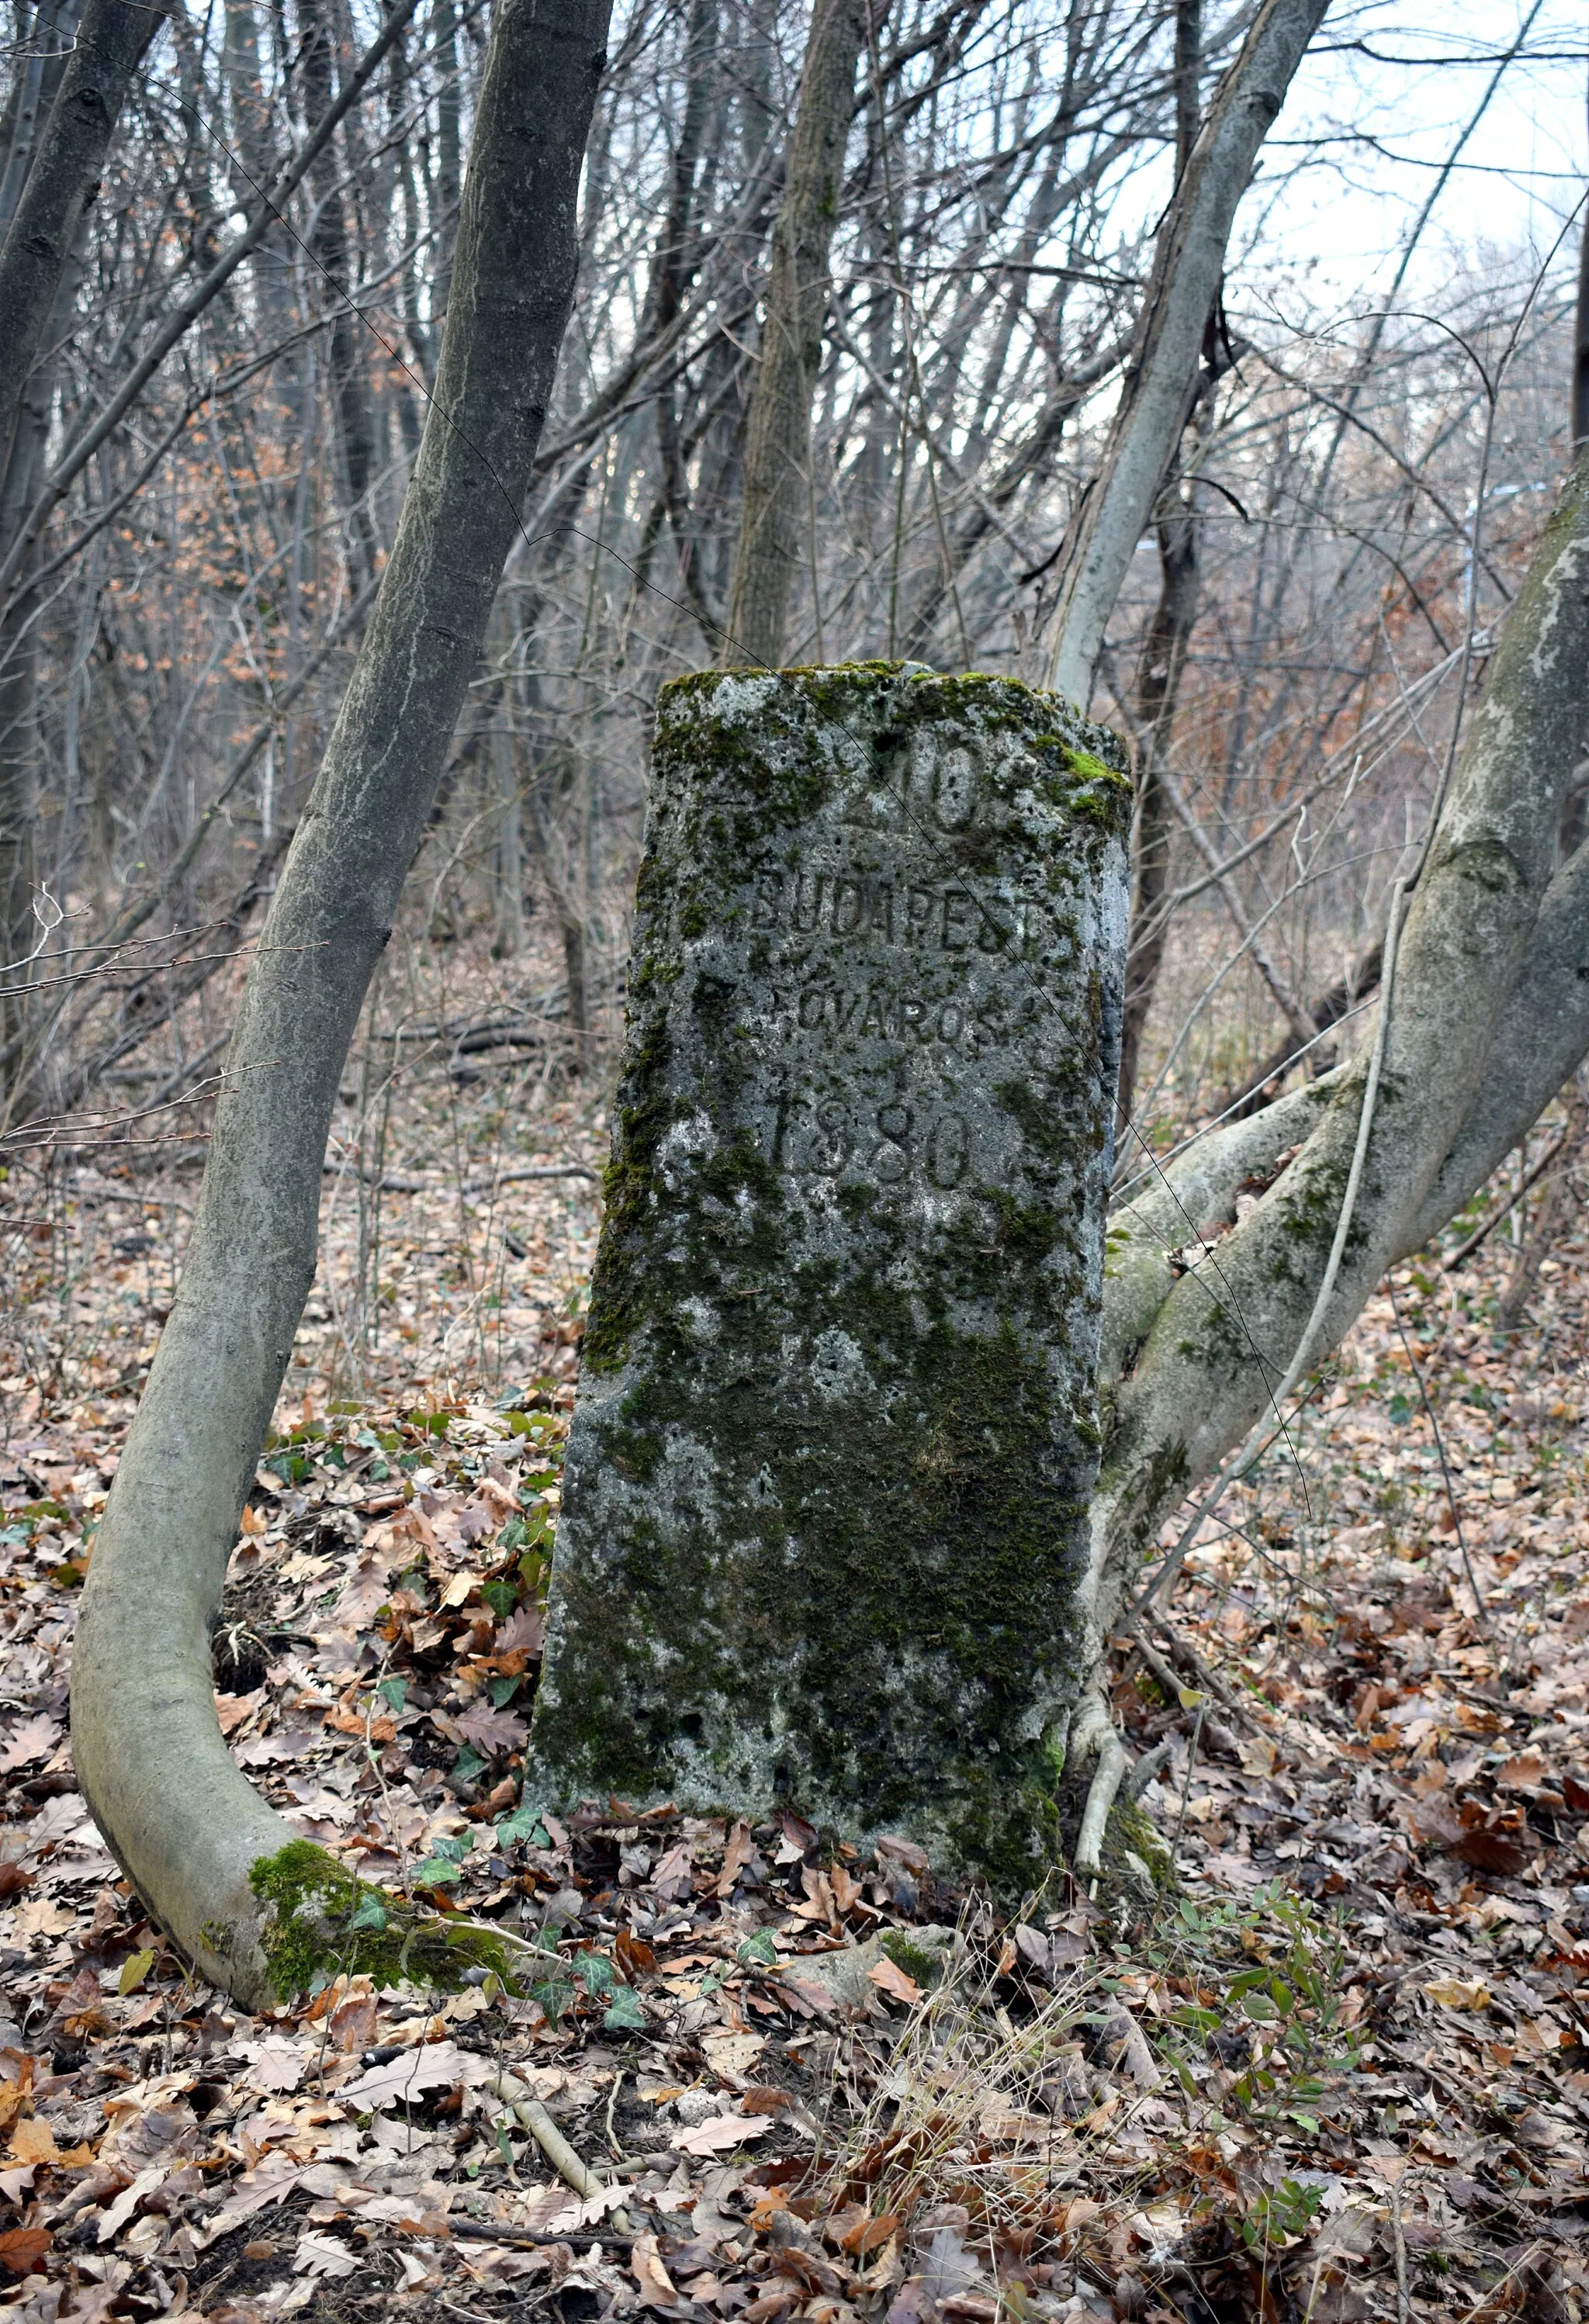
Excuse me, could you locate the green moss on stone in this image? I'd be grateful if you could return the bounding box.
[881,1931,947,1987]
[529,663,1128,1897]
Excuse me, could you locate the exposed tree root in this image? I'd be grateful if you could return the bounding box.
[243,1838,538,2002]
[1069,1691,1127,1881]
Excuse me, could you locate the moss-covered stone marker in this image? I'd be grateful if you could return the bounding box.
[527,663,1129,1887]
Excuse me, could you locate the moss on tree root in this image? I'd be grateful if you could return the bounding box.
[245,1840,528,2002]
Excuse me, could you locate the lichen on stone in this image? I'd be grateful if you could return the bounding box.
[528,664,1128,1895]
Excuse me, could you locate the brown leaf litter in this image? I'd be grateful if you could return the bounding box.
[4,995,1589,2319]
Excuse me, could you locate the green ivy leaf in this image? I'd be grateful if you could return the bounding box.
[604,1988,647,2033]
[577,1952,616,1998]
[737,1929,780,1966]
[349,1893,389,1933]
[533,1977,575,2025]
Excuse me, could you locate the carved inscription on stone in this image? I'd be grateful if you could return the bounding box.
[528,665,1130,1880]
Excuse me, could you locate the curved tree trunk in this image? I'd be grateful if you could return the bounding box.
[70,0,612,2008]
[1078,450,1589,1784]
[720,0,868,671]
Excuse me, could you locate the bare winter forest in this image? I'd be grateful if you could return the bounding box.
[7,4,1589,2321]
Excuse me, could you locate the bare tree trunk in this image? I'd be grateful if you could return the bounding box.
[720,0,868,671]
[0,1,78,240]
[492,709,526,960]
[649,0,719,644]
[0,223,88,1085]
[1172,0,1201,175]
[1044,0,1328,707]
[1114,4,1203,1118]
[1575,56,1589,449]
[1497,1075,1589,1330]
[1085,448,1589,1816]
[1117,486,1199,1115]
[70,0,612,2008]
[431,0,461,330]
[299,0,380,585]
[490,608,525,957]
[526,768,589,1071]
[0,406,47,1052]
[563,911,589,1071]
[0,0,170,482]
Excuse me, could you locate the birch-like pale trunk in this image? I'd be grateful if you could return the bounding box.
[1044,0,1329,709]
[1078,452,1589,1794]
[70,0,612,2007]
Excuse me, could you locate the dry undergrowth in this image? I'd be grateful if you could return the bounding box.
[2,939,1589,2320]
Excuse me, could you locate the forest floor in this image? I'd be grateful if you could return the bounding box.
[3,953,1589,2324]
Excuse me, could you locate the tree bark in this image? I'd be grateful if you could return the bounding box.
[491,700,526,960]
[649,0,719,643]
[1497,1075,1588,1331]
[1,2,81,242]
[69,0,612,2008]
[1574,56,1589,448]
[720,0,868,671]
[0,0,170,484]
[1044,0,1328,707]
[1086,448,1589,1758]
[0,210,90,1084]
[1113,0,1210,1119]
[299,0,381,586]
[1116,486,1199,1115]
[0,0,423,613]
[526,768,589,1073]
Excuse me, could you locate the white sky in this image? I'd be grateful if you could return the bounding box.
[1251,1,1587,302]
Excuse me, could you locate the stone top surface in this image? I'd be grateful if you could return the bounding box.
[528,664,1129,1887]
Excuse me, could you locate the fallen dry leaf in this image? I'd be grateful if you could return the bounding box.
[7,2117,60,2165]
[869,1955,923,2006]
[701,2030,766,2080]
[294,2230,359,2277]
[0,1713,59,1773]
[670,2110,772,2156]
[630,2232,679,2309]
[247,2039,306,2094]
[1424,1976,1493,2011]
[840,2210,902,2257]
[336,2040,479,2110]
[0,2226,51,2276]
[1456,1827,1528,1875]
